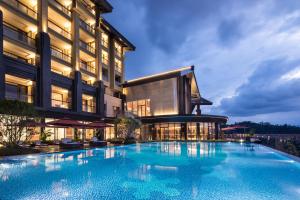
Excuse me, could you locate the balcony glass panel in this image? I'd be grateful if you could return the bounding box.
[3,23,35,47]
[79,40,95,54]
[115,59,122,73]
[3,51,35,65]
[48,20,71,40]
[49,0,71,17]
[51,47,71,63]
[51,86,72,109]
[79,19,95,35]
[80,60,96,74]
[82,95,96,113]
[2,0,37,19]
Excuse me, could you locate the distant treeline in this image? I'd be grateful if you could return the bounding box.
[227,121,300,134]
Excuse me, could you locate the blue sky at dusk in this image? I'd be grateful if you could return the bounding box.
[105,0,300,125]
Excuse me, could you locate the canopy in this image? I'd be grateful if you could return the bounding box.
[47,118,86,128]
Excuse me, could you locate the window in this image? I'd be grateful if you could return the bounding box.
[51,85,71,109]
[115,58,122,73]
[101,32,109,48]
[126,99,151,117]
[102,50,109,65]
[114,42,122,57]
[82,94,96,113]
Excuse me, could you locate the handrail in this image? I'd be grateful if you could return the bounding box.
[79,19,95,34]
[82,104,96,113]
[51,47,71,63]
[3,22,35,46]
[79,0,95,15]
[48,20,71,39]
[2,0,37,19]
[49,0,71,17]
[51,99,71,109]
[79,40,95,54]
[5,92,34,103]
[80,60,96,74]
[3,51,35,65]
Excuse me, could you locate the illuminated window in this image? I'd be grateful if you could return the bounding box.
[82,94,96,113]
[102,50,109,65]
[51,85,71,109]
[101,33,109,48]
[114,42,122,57]
[115,59,122,73]
[126,99,151,117]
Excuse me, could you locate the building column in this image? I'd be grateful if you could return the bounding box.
[196,122,200,140]
[215,123,220,140]
[37,0,48,33]
[196,104,201,115]
[109,35,115,89]
[95,6,102,81]
[71,1,82,112]
[96,81,105,117]
[178,76,186,115]
[181,123,187,140]
[0,10,4,100]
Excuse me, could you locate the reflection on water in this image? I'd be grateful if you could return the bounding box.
[0,142,299,200]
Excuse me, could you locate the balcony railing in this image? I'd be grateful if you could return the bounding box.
[102,56,109,65]
[52,99,71,109]
[2,0,37,19]
[80,60,96,74]
[49,0,71,17]
[51,47,71,63]
[5,92,34,103]
[79,19,95,35]
[82,104,96,113]
[3,23,35,47]
[101,38,109,48]
[48,20,72,40]
[79,40,95,54]
[115,49,122,58]
[78,0,95,15]
[4,51,35,65]
[115,64,122,73]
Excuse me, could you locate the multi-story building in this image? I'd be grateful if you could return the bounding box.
[0,0,134,120]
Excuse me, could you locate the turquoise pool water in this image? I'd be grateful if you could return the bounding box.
[0,142,300,200]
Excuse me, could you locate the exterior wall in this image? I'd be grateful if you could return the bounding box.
[104,94,122,117]
[125,78,179,116]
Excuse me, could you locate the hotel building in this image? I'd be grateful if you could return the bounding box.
[0,0,227,141]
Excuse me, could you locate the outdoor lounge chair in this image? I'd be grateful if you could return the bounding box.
[35,141,48,147]
[89,137,107,147]
[59,138,83,149]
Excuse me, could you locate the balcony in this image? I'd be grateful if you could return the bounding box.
[5,92,34,103]
[78,0,95,16]
[82,104,96,113]
[80,60,96,74]
[3,23,35,48]
[2,0,37,19]
[48,20,72,40]
[79,40,95,55]
[51,99,71,109]
[49,0,71,17]
[79,19,95,35]
[51,47,71,64]
[4,51,35,65]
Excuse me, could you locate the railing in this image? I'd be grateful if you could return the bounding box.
[49,0,71,17]
[101,38,109,48]
[3,22,35,47]
[51,47,71,63]
[115,49,122,58]
[51,99,71,109]
[2,0,37,19]
[79,40,95,54]
[82,104,96,113]
[48,20,72,40]
[78,0,95,15]
[115,63,122,73]
[79,19,95,35]
[5,92,34,103]
[80,60,96,74]
[3,51,35,65]
[102,56,109,65]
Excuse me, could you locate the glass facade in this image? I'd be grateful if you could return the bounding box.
[126,99,151,117]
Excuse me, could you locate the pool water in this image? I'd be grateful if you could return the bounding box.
[0,142,300,200]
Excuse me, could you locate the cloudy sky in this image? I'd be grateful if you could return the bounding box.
[105,0,300,125]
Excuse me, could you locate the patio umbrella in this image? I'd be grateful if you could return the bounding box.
[86,121,113,129]
[47,118,86,128]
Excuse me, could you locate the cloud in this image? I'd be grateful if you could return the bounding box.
[217,58,300,117]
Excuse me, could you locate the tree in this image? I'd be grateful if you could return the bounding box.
[114,115,141,140]
[0,100,37,147]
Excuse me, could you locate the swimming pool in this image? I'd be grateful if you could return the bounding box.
[0,142,300,200]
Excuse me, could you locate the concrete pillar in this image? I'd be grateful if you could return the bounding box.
[215,123,220,140]
[73,71,82,112]
[196,104,201,115]
[71,2,80,71]
[196,122,200,140]
[178,76,186,115]
[95,7,102,81]
[96,81,105,117]
[37,0,48,33]
[181,123,187,140]
[109,36,115,89]
[36,32,51,108]
[0,10,4,100]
